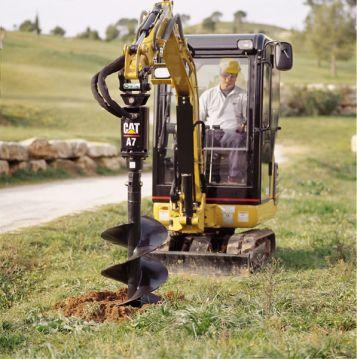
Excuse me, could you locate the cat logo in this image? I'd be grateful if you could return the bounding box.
[123,122,140,137]
[123,122,140,147]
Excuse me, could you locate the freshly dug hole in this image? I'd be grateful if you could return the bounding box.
[56,289,135,323]
[56,289,185,323]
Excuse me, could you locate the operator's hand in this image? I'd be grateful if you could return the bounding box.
[236,122,247,133]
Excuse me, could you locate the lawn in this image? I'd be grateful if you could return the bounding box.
[0,166,124,189]
[0,32,355,144]
[0,32,124,144]
[0,116,355,358]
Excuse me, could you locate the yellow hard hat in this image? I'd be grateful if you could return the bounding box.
[220,59,241,75]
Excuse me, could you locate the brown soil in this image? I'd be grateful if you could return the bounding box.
[56,289,185,323]
[56,288,136,323]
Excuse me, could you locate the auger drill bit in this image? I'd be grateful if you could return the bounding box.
[101,104,168,307]
[91,38,169,305]
[101,215,168,305]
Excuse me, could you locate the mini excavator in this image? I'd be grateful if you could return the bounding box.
[91,1,293,306]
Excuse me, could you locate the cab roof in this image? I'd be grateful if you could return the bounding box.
[186,33,270,53]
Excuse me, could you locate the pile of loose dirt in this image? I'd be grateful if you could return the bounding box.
[56,289,185,323]
[56,289,136,323]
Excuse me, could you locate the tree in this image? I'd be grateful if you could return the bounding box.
[305,0,355,76]
[233,10,247,32]
[34,14,41,35]
[19,15,41,35]
[202,16,216,33]
[210,11,223,23]
[51,26,66,37]
[76,27,101,41]
[19,20,36,32]
[105,24,119,41]
[116,18,138,41]
[180,14,191,27]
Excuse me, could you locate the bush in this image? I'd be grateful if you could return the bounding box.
[76,27,101,41]
[51,26,66,37]
[281,85,342,117]
[105,24,119,41]
[312,89,341,115]
[19,20,36,33]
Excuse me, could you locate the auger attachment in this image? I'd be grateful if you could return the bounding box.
[101,104,168,307]
[101,216,168,306]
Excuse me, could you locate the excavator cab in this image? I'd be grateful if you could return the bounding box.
[151,34,293,274]
[153,34,290,223]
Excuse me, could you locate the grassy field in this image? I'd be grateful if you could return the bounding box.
[0,32,124,144]
[0,117,355,358]
[0,32,355,144]
[0,166,123,189]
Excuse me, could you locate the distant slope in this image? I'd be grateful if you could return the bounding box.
[1,32,124,142]
[0,32,355,142]
[185,20,287,37]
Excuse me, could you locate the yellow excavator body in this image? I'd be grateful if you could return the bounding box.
[91,0,293,305]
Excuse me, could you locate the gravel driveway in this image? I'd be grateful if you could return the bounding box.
[0,173,152,233]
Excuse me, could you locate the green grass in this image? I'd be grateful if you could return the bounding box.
[0,117,355,357]
[0,168,72,187]
[0,32,127,143]
[281,52,356,85]
[0,167,124,188]
[0,32,355,144]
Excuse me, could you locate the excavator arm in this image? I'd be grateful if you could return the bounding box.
[124,1,205,233]
[94,0,205,233]
[91,0,205,306]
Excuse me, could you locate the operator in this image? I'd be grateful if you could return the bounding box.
[199,59,247,183]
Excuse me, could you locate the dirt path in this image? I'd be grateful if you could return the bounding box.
[0,173,152,233]
[0,146,291,234]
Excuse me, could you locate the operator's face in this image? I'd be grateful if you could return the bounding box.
[220,72,237,91]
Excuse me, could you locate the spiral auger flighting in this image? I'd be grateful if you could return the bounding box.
[99,124,169,306]
[101,216,168,306]
[91,30,169,305]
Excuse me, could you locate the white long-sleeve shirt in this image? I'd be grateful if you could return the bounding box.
[199,85,247,130]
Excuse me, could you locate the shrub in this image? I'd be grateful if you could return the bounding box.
[281,85,342,117]
[19,20,36,33]
[51,26,66,37]
[105,24,119,41]
[310,89,341,115]
[76,27,101,41]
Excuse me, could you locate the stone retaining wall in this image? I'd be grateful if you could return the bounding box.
[0,138,125,176]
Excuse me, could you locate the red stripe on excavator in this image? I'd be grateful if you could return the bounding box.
[152,196,171,201]
[152,196,260,203]
[206,198,260,203]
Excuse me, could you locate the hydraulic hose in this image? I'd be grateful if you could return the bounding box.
[97,56,133,119]
[91,55,133,119]
[91,72,120,117]
[162,14,185,41]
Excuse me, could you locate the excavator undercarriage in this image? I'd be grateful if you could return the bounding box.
[151,229,276,276]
